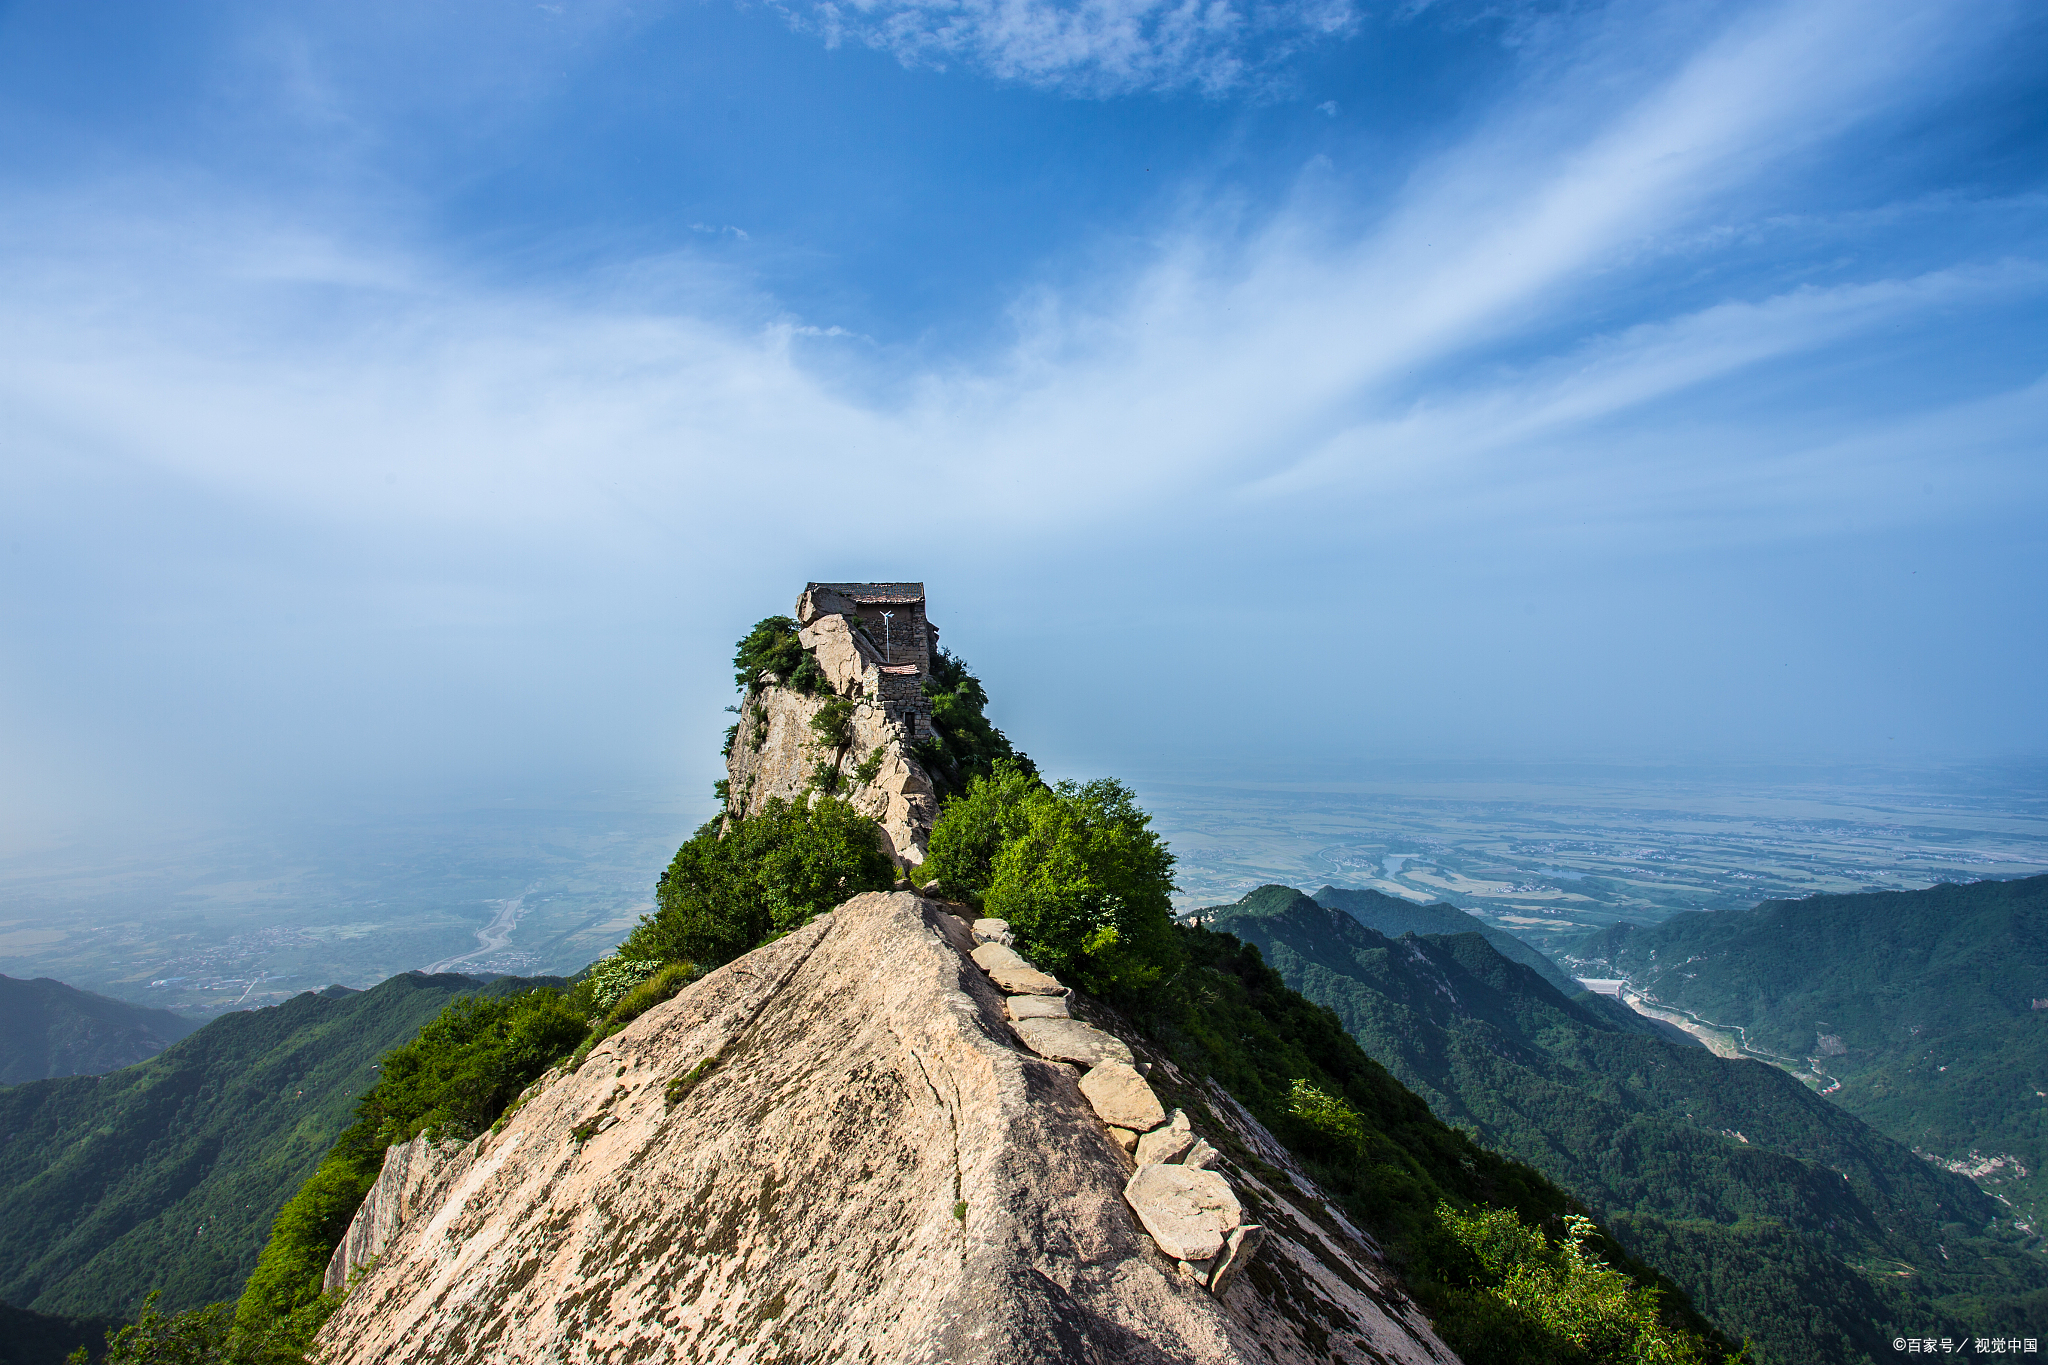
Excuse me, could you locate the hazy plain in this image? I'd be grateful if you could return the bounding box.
[1141,762,2048,950]
[1,763,2041,1016]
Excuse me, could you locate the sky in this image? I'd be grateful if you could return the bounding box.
[1,0,2044,846]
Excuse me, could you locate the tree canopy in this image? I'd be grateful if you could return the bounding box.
[924,761,1180,995]
[621,796,897,969]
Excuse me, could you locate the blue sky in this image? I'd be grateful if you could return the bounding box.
[1,0,2044,842]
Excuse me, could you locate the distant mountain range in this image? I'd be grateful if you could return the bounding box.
[1302,884,1586,995]
[0,971,558,1320]
[1202,883,2048,1365]
[0,975,201,1085]
[1566,874,2048,1233]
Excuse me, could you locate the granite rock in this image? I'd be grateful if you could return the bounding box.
[1004,994,1070,1021]
[1135,1111,1195,1166]
[1079,1061,1166,1132]
[1011,1017,1133,1068]
[1124,1163,1243,1262]
[1209,1224,1267,1296]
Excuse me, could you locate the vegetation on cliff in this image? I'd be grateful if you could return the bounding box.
[732,616,826,696]
[914,649,1032,798]
[923,760,1180,993]
[1095,916,1732,1363]
[621,796,896,969]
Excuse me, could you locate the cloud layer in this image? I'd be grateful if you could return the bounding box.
[1,0,2043,837]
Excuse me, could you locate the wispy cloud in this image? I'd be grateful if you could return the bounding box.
[0,2,2029,546]
[789,0,1359,95]
[1,0,2042,811]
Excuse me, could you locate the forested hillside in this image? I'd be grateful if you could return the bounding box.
[1305,885,1584,996]
[1568,875,2048,1231]
[1204,884,2048,1364]
[0,971,557,1319]
[0,975,199,1085]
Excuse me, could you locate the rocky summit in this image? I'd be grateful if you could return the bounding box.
[315,892,1453,1364]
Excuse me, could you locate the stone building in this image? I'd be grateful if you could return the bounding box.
[795,582,938,742]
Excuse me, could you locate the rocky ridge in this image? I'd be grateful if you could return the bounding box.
[315,891,1458,1364]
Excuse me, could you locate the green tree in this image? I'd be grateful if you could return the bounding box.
[621,796,896,968]
[925,764,1180,994]
[915,650,1032,797]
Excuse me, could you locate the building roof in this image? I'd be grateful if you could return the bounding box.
[808,581,925,605]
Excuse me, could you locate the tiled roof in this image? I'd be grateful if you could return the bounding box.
[809,581,924,605]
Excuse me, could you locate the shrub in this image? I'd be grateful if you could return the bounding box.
[604,963,695,1028]
[810,698,856,749]
[925,763,1180,995]
[733,617,826,697]
[578,954,664,1016]
[621,796,896,969]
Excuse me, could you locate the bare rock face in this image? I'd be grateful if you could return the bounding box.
[317,893,1458,1365]
[321,1136,455,1294]
[725,677,938,867]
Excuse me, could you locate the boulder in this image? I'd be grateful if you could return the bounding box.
[1135,1111,1195,1167]
[795,585,859,625]
[1209,1225,1267,1296]
[1079,1062,1166,1133]
[1123,1164,1243,1263]
[972,918,1014,946]
[970,942,1028,973]
[1005,994,1070,1021]
[1182,1139,1219,1171]
[1012,1017,1133,1068]
[988,963,1066,996]
[1107,1126,1139,1154]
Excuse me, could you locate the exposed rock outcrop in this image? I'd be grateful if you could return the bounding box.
[321,1135,455,1294]
[316,892,1457,1365]
[725,608,940,867]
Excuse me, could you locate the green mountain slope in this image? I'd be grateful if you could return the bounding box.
[0,975,200,1085]
[1202,884,2048,1364]
[1566,875,2048,1231]
[0,971,557,1318]
[0,1301,123,1365]
[1306,884,1584,996]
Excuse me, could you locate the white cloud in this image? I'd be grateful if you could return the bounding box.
[789,0,1358,95]
[0,0,2032,559]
